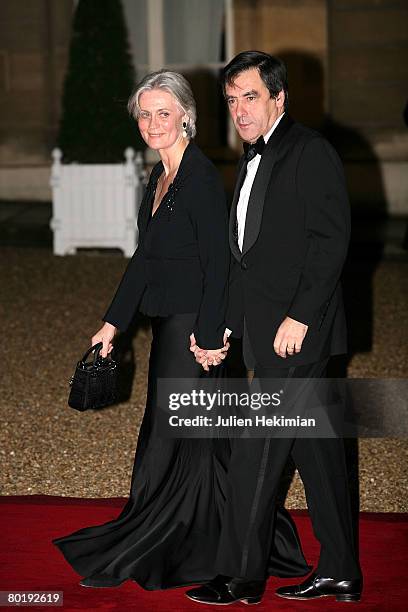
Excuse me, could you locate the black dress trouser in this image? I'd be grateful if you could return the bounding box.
[214,356,362,582]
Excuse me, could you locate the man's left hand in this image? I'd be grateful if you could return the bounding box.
[273,317,308,358]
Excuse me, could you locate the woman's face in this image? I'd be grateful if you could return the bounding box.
[137,89,186,151]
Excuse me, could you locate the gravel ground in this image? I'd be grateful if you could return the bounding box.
[1,247,407,511]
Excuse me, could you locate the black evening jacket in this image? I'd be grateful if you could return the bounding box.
[226,114,351,367]
[103,141,229,349]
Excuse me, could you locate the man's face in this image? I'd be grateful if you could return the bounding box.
[225,68,284,143]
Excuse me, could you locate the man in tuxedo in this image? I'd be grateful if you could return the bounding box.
[186,51,362,605]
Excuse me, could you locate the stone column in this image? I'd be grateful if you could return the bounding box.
[328,0,408,214]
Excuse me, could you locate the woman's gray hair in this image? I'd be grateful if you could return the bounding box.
[128,70,197,138]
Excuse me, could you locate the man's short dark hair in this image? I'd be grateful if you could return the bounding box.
[221,51,289,112]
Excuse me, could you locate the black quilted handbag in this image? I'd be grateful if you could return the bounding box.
[68,342,118,411]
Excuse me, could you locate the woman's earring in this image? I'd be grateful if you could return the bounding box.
[182,121,188,139]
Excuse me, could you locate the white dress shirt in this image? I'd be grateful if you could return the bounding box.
[236,113,285,251]
[224,113,285,340]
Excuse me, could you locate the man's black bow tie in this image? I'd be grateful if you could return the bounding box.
[243,136,265,162]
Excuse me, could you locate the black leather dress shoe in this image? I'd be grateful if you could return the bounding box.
[79,573,125,588]
[185,574,266,605]
[276,572,362,602]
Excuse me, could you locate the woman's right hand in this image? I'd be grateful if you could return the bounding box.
[91,322,117,358]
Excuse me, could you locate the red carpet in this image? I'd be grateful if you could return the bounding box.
[1,496,407,611]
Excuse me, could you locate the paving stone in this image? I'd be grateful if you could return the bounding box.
[1,247,407,511]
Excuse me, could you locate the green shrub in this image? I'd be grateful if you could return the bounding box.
[57,0,144,163]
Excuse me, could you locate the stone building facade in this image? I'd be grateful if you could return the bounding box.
[0,0,407,214]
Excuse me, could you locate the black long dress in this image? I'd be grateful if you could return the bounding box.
[52,142,310,589]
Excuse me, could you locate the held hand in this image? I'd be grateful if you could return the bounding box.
[189,333,230,371]
[196,349,228,372]
[273,316,308,359]
[92,322,117,358]
[189,334,210,371]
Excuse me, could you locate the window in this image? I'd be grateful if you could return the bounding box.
[122,0,235,151]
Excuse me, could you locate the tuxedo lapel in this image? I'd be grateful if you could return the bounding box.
[229,156,247,261]
[138,181,155,233]
[241,114,294,257]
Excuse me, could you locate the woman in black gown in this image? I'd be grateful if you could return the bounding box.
[52,70,310,590]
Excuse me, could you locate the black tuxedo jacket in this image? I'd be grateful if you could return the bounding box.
[227,114,351,368]
[103,141,229,349]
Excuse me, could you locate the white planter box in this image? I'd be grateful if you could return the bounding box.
[49,148,145,257]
